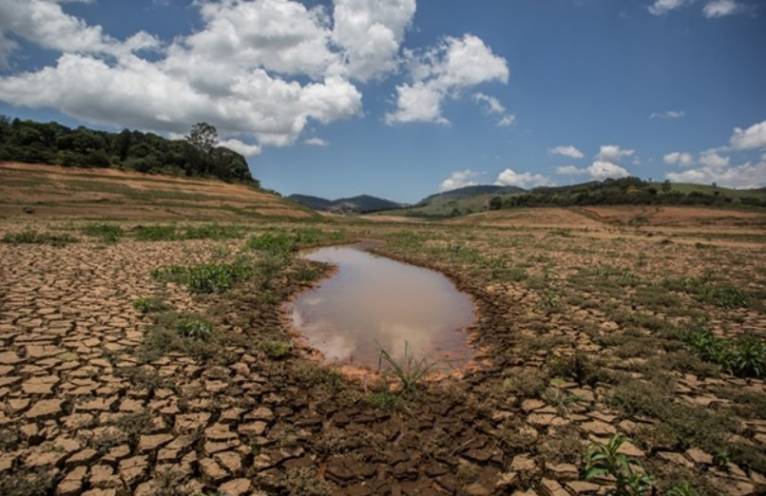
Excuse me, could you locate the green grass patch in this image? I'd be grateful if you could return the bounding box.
[82,223,123,243]
[152,258,253,293]
[262,340,292,359]
[134,223,245,241]
[132,296,169,314]
[685,329,766,378]
[1,230,77,246]
[663,276,751,308]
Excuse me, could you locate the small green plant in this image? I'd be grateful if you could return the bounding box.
[582,435,653,496]
[82,223,123,242]
[247,231,296,254]
[685,329,766,378]
[663,276,750,308]
[1,230,77,246]
[377,342,433,395]
[666,481,698,496]
[132,296,168,314]
[153,259,253,293]
[133,225,179,241]
[263,340,292,359]
[364,391,401,411]
[174,315,213,340]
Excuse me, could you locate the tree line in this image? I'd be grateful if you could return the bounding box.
[0,117,256,184]
[487,177,766,210]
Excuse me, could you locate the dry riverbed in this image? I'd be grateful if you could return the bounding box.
[0,218,764,496]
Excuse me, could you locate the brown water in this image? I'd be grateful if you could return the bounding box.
[290,246,476,370]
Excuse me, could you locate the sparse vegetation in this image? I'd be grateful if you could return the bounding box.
[582,435,653,496]
[82,223,123,242]
[2,229,77,246]
[152,258,253,293]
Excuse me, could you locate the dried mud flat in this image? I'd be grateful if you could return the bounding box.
[0,215,765,496]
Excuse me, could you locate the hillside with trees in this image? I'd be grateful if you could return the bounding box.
[0,118,256,184]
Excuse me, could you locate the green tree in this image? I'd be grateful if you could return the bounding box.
[186,122,218,155]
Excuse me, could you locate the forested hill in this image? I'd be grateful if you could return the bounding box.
[0,118,256,184]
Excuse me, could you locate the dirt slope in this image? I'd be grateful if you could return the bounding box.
[0,162,313,220]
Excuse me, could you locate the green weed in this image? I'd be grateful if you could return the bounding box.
[132,296,169,314]
[152,259,253,293]
[582,435,653,496]
[82,223,123,242]
[1,230,77,246]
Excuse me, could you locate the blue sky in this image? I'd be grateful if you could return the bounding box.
[0,0,765,202]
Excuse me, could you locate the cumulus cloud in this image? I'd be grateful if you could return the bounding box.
[439,169,481,192]
[304,137,329,146]
[666,159,766,189]
[218,138,262,157]
[703,0,741,17]
[649,0,689,15]
[472,92,515,127]
[332,0,416,82]
[663,151,694,167]
[587,161,630,180]
[650,110,685,120]
[0,0,424,150]
[495,168,551,189]
[730,120,766,150]
[555,165,587,176]
[550,145,584,159]
[386,34,509,125]
[596,145,635,162]
[699,149,729,168]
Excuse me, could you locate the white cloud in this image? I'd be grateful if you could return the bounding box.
[0,0,159,58]
[497,114,516,127]
[495,168,551,189]
[218,138,262,157]
[304,137,329,147]
[596,145,635,162]
[386,34,509,125]
[649,0,689,15]
[650,110,685,120]
[587,161,630,180]
[730,120,766,150]
[699,149,730,168]
[550,145,584,159]
[0,0,392,149]
[439,169,481,192]
[332,0,416,81]
[472,92,505,114]
[703,0,741,17]
[666,159,766,189]
[555,165,587,176]
[663,151,694,167]
[472,92,515,127]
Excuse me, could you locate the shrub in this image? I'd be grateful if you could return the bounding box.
[263,340,292,359]
[1,230,77,246]
[153,259,253,293]
[82,223,123,243]
[174,315,213,340]
[132,296,169,314]
[582,435,653,496]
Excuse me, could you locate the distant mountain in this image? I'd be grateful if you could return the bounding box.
[288,193,404,213]
[381,184,527,218]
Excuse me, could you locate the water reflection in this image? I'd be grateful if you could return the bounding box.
[291,246,476,370]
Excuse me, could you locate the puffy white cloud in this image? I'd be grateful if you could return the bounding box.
[386,34,509,125]
[439,169,482,192]
[663,151,694,167]
[495,168,551,189]
[703,0,741,17]
[0,0,159,57]
[650,110,685,120]
[730,120,766,150]
[219,138,262,157]
[550,145,584,159]
[596,145,635,163]
[472,92,515,127]
[666,159,766,189]
[555,165,587,176]
[0,0,380,149]
[304,137,329,147]
[649,0,689,15]
[699,149,730,168]
[587,161,630,180]
[332,0,416,81]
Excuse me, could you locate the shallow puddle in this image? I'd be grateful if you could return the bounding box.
[290,245,476,370]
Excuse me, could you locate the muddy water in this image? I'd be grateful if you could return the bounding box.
[290,246,476,370]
